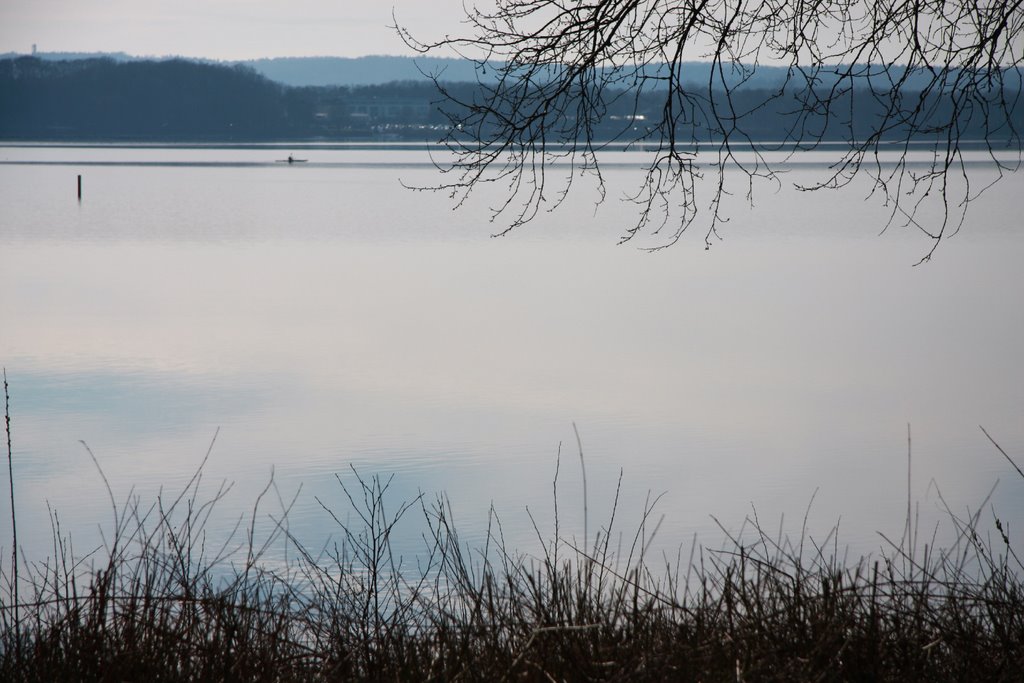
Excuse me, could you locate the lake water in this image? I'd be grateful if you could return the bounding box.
[1,143,1022,570]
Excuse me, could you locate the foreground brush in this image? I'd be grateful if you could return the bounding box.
[2,415,1022,680]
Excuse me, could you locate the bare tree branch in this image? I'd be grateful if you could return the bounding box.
[398,0,1023,256]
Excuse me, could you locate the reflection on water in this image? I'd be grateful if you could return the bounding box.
[1,145,1023,567]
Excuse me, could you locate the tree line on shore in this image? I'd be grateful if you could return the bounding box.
[1,55,1020,143]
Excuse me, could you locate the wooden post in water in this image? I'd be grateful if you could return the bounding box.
[77,175,82,201]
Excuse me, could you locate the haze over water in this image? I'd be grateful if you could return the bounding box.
[2,144,1022,565]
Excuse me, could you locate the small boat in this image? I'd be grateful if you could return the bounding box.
[276,155,308,164]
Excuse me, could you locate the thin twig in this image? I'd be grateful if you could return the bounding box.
[980,425,1024,480]
[3,368,18,652]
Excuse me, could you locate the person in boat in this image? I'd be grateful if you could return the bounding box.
[287,154,294,163]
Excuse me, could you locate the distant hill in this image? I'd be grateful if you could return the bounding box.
[0,56,455,141]
[236,56,812,89]
[0,57,294,140]
[2,51,793,89]
[239,55,495,86]
[0,52,492,86]
[2,55,1019,143]
[1,51,988,92]
[235,56,800,89]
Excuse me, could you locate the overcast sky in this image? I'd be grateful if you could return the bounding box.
[0,0,479,60]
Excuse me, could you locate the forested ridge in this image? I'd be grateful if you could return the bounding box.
[0,57,458,140]
[1,56,1019,143]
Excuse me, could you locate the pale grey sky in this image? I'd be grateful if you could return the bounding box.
[0,0,479,60]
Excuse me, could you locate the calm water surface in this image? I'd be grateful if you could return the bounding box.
[1,144,1022,567]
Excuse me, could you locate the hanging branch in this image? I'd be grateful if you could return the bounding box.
[398,0,1023,258]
